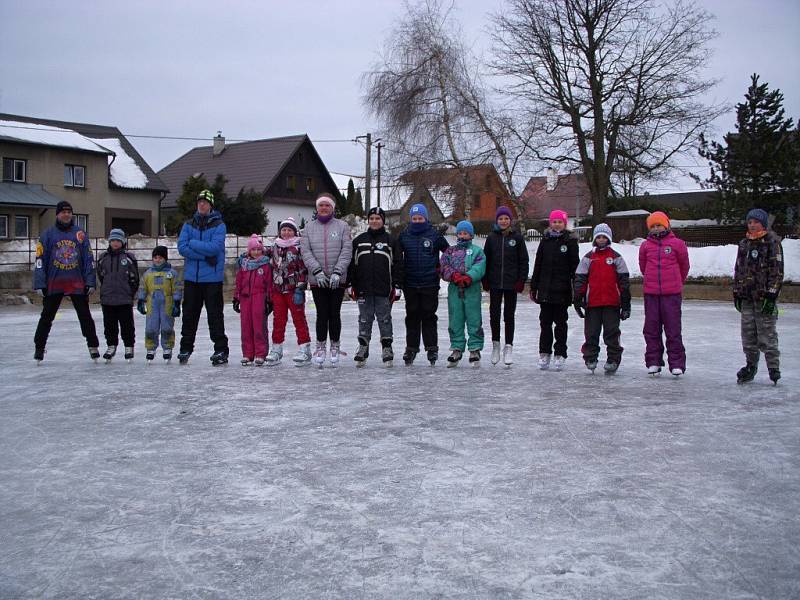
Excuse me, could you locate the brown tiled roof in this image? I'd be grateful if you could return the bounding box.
[158,135,327,209]
[0,113,168,192]
[519,174,592,220]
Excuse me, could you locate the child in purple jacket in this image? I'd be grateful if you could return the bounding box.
[638,211,690,376]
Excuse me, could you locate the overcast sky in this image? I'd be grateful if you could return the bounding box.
[2,0,798,196]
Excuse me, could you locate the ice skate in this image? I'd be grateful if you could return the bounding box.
[402,347,418,366]
[491,341,501,365]
[603,361,619,375]
[89,347,100,363]
[381,339,394,368]
[163,349,172,362]
[503,344,513,367]
[447,349,463,368]
[266,344,283,366]
[736,363,757,384]
[177,350,191,365]
[146,351,155,362]
[585,360,598,373]
[647,365,662,376]
[670,368,684,377]
[768,368,780,386]
[34,347,45,364]
[468,350,481,367]
[354,342,369,367]
[124,347,134,363]
[210,350,229,366]
[312,342,327,368]
[241,357,254,366]
[553,356,566,371]
[538,353,551,370]
[254,358,265,367]
[293,343,312,367]
[426,348,438,367]
[103,345,117,363]
[329,342,342,367]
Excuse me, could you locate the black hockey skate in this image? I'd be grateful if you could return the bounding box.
[381,339,394,367]
[585,360,598,373]
[124,347,134,363]
[210,350,229,366]
[89,347,101,362]
[146,351,155,362]
[354,337,369,367]
[736,363,757,384]
[468,350,481,366]
[103,346,117,363]
[34,347,45,363]
[426,348,438,366]
[446,349,462,368]
[163,349,172,362]
[768,368,780,386]
[177,350,191,365]
[603,361,619,375]
[402,347,418,366]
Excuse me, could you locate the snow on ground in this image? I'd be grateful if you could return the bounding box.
[0,120,111,154]
[87,137,149,189]
[1,299,798,598]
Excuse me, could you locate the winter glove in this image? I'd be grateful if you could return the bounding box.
[329,273,341,289]
[36,288,46,297]
[573,303,585,319]
[529,288,539,303]
[761,296,778,316]
[348,287,358,301]
[391,287,402,304]
[85,286,95,295]
[514,280,525,294]
[137,299,147,315]
[172,301,181,318]
[205,256,218,267]
[461,275,473,287]
[314,270,329,288]
[293,288,305,305]
[620,307,631,321]
[733,295,743,313]
[264,297,273,316]
[232,298,240,313]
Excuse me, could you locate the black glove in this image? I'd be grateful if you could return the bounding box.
[205,255,218,267]
[232,298,240,313]
[761,296,778,316]
[172,301,181,318]
[620,307,631,321]
[573,303,585,319]
[264,297,273,316]
[137,299,147,315]
[733,295,743,313]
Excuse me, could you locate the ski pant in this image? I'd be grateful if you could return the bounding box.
[180,281,228,354]
[741,299,780,369]
[272,291,310,345]
[447,283,484,352]
[311,287,344,342]
[145,291,175,351]
[102,303,135,348]
[357,295,393,344]
[489,289,517,345]
[643,293,686,371]
[404,286,439,352]
[538,301,569,357]
[239,292,269,360]
[582,306,623,364]
[34,293,99,350]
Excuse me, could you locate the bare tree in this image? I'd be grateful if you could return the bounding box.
[493,0,724,222]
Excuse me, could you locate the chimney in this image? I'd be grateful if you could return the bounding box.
[546,167,558,191]
[213,131,225,156]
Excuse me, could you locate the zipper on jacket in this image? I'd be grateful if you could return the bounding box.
[657,237,662,293]
[500,233,505,288]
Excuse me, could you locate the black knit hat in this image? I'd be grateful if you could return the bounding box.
[152,246,168,260]
[55,200,73,214]
[368,206,386,224]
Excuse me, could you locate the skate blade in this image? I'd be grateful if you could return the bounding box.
[446,361,460,368]
[356,361,367,368]
[384,360,393,368]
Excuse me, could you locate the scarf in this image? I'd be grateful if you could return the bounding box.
[649,229,669,240]
[241,254,270,271]
[746,229,768,241]
[457,238,472,249]
[275,236,301,248]
[409,221,428,234]
[316,213,333,224]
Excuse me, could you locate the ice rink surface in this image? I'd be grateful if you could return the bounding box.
[1,298,798,599]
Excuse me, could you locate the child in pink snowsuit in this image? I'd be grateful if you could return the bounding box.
[234,234,273,366]
[638,211,690,376]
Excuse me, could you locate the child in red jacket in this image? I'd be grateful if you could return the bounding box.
[234,235,273,366]
[573,223,631,374]
[638,211,690,376]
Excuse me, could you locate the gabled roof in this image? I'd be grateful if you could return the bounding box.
[158,135,338,209]
[0,113,167,192]
[519,173,592,219]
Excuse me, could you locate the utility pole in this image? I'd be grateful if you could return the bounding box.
[365,133,372,212]
[375,140,384,208]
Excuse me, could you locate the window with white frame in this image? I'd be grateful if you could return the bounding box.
[14,215,29,238]
[74,214,88,231]
[64,164,86,188]
[2,158,27,182]
[0,215,7,238]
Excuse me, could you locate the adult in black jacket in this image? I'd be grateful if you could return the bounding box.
[530,210,580,369]
[347,207,404,365]
[482,206,529,365]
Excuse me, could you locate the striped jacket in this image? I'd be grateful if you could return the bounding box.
[300,217,352,287]
[348,228,403,296]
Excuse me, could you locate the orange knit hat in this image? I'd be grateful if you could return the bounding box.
[646,211,670,230]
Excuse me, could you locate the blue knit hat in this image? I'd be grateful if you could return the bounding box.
[456,220,474,238]
[592,223,613,244]
[746,208,768,229]
[108,228,127,245]
[409,203,428,221]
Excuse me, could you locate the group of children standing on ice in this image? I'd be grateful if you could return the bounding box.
[32,192,785,384]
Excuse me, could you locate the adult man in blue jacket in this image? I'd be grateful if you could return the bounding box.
[177,190,229,365]
[397,203,449,365]
[33,200,100,362]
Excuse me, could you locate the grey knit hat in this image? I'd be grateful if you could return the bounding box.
[108,228,127,245]
[592,223,613,244]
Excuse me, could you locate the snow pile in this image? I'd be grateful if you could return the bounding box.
[606,209,650,217]
[88,137,148,189]
[0,120,111,154]
[670,219,720,228]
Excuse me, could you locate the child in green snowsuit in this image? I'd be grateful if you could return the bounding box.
[440,220,487,366]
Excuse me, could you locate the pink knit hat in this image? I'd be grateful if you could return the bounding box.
[316,194,336,210]
[247,234,264,253]
[549,209,568,224]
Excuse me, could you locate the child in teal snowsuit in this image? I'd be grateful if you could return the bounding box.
[137,246,183,361]
[440,220,487,366]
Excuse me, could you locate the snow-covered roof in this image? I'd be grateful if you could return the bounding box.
[606,209,651,217]
[87,137,148,189]
[426,184,456,217]
[0,120,112,154]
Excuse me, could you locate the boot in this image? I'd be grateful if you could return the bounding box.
[538,353,551,370]
[736,362,757,384]
[447,349,463,367]
[468,350,481,365]
[670,368,684,377]
[254,357,265,366]
[603,361,619,375]
[267,343,283,366]
[210,350,229,366]
[177,350,191,365]
[403,347,418,366]
[354,337,369,366]
[146,350,155,361]
[585,360,597,372]
[426,347,438,366]
[647,365,662,376]
[293,343,312,367]
[382,346,394,366]
[241,357,254,366]
[124,346,134,362]
[103,346,117,362]
[768,368,781,385]
[329,342,342,367]
[89,347,100,362]
[312,341,327,367]
[503,344,513,366]
[553,355,566,371]
[163,349,172,361]
[34,347,45,362]
[491,341,501,365]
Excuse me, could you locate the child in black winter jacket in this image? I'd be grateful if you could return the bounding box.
[97,228,139,362]
[530,210,579,371]
[482,206,529,366]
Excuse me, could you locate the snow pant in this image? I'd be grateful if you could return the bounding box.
[643,293,686,371]
[404,286,440,352]
[144,291,175,351]
[447,283,484,352]
[239,292,269,360]
[271,291,310,345]
[582,306,623,364]
[102,303,135,348]
[357,295,393,343]
[311,287,344,342]
[538,301,569,357]
[179,281,228,354]
[741,299,780,369]
[489,289,517,345]
[34,293,99,350]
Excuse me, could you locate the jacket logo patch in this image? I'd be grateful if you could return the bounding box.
[750,249,759,258]
[376,243,385,249]
[76,231,85,243]
[508,240,516,247]
[664,247,672,254]
[166,273,173,279]
[330,232,339,238]
[423,240,431,248]
[257,268,264,275]
[605,257,614,265]
[35,258,42,269]
[560,245,567,253]
[121,258,129,266]
[466,249,473,255]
